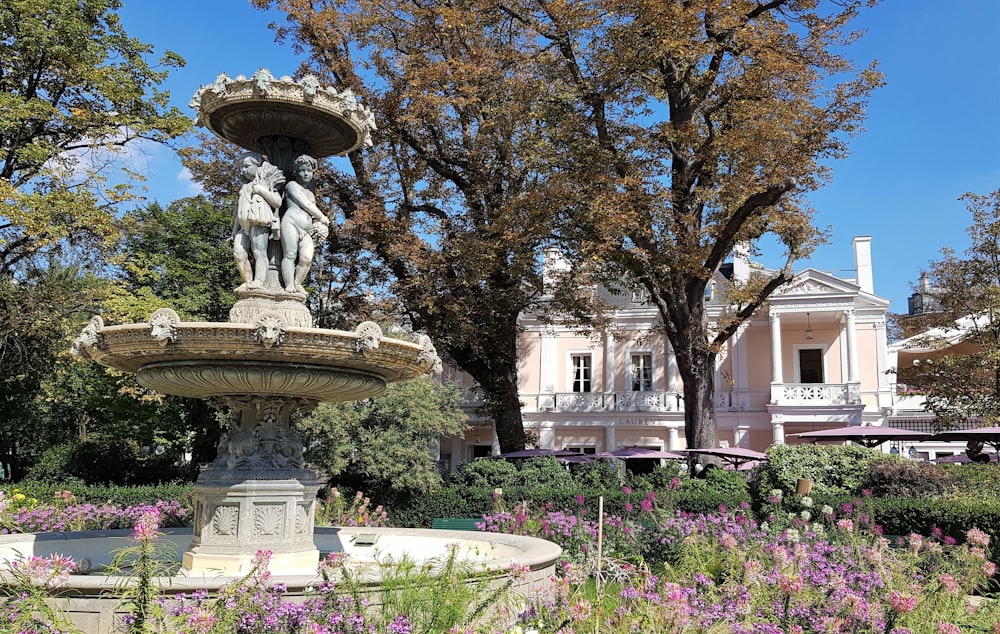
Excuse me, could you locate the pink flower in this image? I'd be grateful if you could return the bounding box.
[836,519,854,533]
[779,573,803,595]
[938,573,960,595]
[984,561,997,578]
[938,622,960,634]
[908,533,923,553]
[967,527,991,548]
[132,509,161,542]
[571,599,593,622]
[888,591,917,614]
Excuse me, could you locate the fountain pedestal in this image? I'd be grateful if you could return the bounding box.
[184,477,320,575]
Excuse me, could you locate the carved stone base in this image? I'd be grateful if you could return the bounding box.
[230,295,312,328]
[183,477,320,576]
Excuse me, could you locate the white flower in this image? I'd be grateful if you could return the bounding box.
[800,510,811,522]
[801,496,813,507]
[822,505,834,515]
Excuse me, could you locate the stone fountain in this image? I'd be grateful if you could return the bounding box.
[0,71,560,632]
[71,70,441,576]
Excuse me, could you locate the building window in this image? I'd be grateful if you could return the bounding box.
[630,353,653,391]
[565,446,597,454]
[571,354,592,392]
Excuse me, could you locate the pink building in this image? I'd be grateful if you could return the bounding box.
[439,236,893,469]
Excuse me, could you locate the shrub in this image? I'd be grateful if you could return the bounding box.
[8,483,194,507]
[860,458,957,497]
[23,438,182,486]
[509,457,576,488]
[940,463,1000,499]
[751,443,881,500]
[447,458,519,488]
[570,459,621,488]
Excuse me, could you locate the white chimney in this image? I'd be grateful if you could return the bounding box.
[852,236,874,294]
[542,248,571,291]
[732,243,751,284]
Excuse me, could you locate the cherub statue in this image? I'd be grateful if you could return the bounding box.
[280,154,330,294]
[234,153,284,288]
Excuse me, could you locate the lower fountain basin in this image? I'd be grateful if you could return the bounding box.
[0,527,561,633]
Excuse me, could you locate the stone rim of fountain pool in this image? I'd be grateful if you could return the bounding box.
[0,527,561,633]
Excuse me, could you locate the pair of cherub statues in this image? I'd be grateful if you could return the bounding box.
[233,153,330,295]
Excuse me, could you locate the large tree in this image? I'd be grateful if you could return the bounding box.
[251,0,593,452]
[520,0,884,451]
[0,0,190,477]
[257,0,881,452]
[0,0,189,276]
[896,189,1000,430]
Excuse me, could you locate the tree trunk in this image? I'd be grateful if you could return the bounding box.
[678,349,721,451]
[486,379,528,453]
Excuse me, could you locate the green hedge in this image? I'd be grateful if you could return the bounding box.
[6,482,194,506]
[387,481,753,528]
[869,496,1000,543]
[752,444,883,498]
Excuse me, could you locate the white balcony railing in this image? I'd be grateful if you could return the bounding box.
[770,383,861,406]
[547,391,684,412]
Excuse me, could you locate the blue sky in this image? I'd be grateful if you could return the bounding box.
[117,0,1000,314]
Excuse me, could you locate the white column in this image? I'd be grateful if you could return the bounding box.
[539,421,556,450]
[604,425,616,452]
[604,329,616,393]
[734,323,750,410]
[845,308,859,383]
[769,311,783,383]
[490,426,500,456]
[875,320,889,390]
[666,340,679,392]
[667,426,681,451]
[540,330,556,410]
[734,424,750,448]
[771,414,786,445]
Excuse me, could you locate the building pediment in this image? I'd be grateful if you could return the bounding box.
[774,270,858,298]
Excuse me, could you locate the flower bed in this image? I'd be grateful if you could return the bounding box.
[2,487,1000,633]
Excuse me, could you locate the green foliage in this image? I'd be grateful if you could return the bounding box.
[510,457,576,489]
[941,463,1000,499]
[679,467,751,500]
[448,458,519,488]
[6,482,193,507]
[23,438,182,486]
[868,496,1000,547]
[0,0,189,276]
[860,458,958,498]
[570,459,622,488]
[448,456,586,490]
[897,189,1000,428]
[115,197,239,323]
[752,444,882,499]
[0,265,111,479]
[299,378,468,496]
[386,486,496,528]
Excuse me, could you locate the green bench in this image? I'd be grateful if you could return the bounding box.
[431,517,482,531]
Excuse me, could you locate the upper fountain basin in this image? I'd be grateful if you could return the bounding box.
[75,315,439,403]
